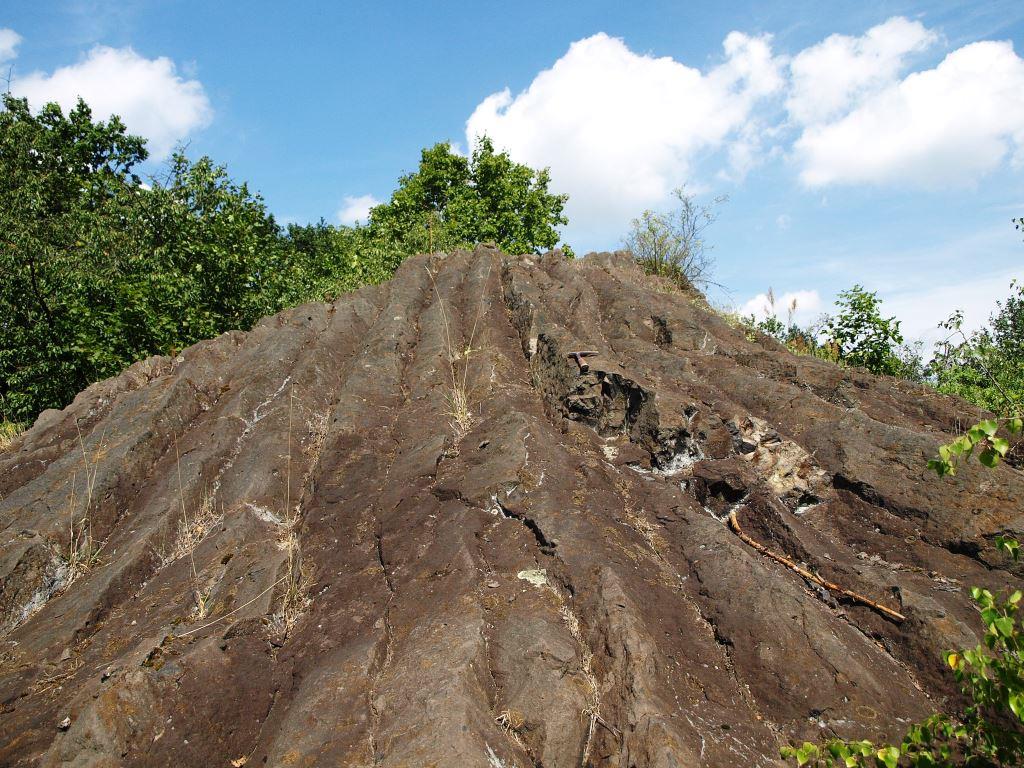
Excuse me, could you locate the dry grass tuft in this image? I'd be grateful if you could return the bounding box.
[557,600,603,761]
[160,490,221,567]
[444,387,473,442]
[494,709,526,747]
[189,586,211,622]
[305,410,330,460]
[0,420,25,452]
[426,263,491,443]
[269,563,312,637]
[267,387,313,639]
[172,433,217,624]
[60,422,110,587]
[65,512,104,585]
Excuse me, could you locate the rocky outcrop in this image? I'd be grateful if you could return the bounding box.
[0,247,1020,767]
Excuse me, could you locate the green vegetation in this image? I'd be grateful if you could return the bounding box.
[366,137,568,257]
[744,285,923,380]
[0,95,568,424]
[623,186,726,290]
[0,418,24,450]
[821,285,908,376]
[930,283,1024,415]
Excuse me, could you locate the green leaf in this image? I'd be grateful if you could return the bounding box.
[991,436,1010,456]
[977,419,999,436]
[998,537,1022,561]
[978,448,1000,468]
[1009,417,1023,434]
[876,746,899,768]
[796,742,818,766]
[1010,693,1024,721]
[993,616,1014,637]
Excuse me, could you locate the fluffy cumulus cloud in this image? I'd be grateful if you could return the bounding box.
[786,17,937,126]
[12,44,211,159]
[464,18,1024,217]
[0,28,20,64]
[740,289,823,325]
[466,32,784,238]
[337,194,379,226]
[792,23,1024,188]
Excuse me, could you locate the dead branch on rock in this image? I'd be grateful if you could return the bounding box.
[727,510,906,622]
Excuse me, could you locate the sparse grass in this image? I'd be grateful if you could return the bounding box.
[557,600,603,761]
[494,709,526,747]
[0,420,25,452]
[173,433,212,621]
[60,421,109,587]
[305,409,330,460]
[189,586,211,622]
[269,561,312,637]
[159,489,221,567]
[269,385,312,638]
[426,263,491,443]
[65,512,104,584]
[444,387,473,441]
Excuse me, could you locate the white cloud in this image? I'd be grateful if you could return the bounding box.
[740,289,822,324]
[466,32,784,240]
[0,28,20,64]
[337,194,379,226]
[787,17,937,125]
[795,38,1024,188]
[13,45,212,159]
[776,213,791,230]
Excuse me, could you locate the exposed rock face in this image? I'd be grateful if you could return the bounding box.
[1,247,1021,767]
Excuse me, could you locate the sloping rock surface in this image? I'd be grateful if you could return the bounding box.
[1,248,1021,767]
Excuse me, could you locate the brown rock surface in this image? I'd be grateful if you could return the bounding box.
[1,247,1021,767]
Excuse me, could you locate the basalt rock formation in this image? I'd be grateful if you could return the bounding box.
[1,247,1021,767]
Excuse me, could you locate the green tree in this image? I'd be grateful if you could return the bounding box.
[284,220,402,297]
[0,94,302,422]
[1,98,571,425]
[0,94,149,421]
[366,136,569,257]
[822,285,909,376]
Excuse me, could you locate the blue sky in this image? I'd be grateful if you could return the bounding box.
[3,1,1024,350]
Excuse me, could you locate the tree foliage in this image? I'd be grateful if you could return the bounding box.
[1,94,150,420]
[821,285,907,376]
[740,286,923,381]
[367,137,568,257]
[623,187,725,290]
[0,96,569,423]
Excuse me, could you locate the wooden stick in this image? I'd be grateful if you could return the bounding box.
[727,510,906,623]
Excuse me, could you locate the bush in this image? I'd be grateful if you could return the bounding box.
[623,187,726,290]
